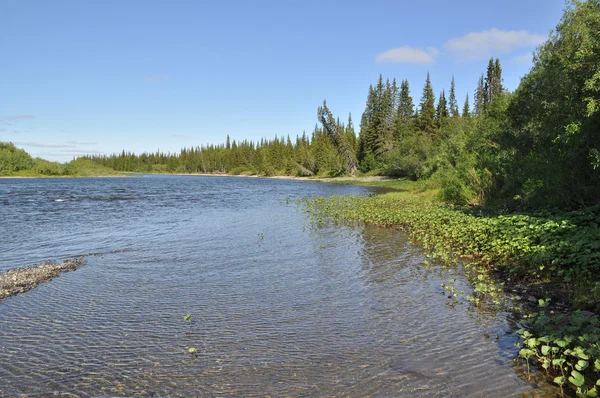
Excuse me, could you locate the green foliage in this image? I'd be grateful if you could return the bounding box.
[0,142,34,175]
[500,0,600,208]
[0,142,118,177]
[65,158,119,176]
[304,192,600,307]
[517,309,600,396]
[418,72,437,135]
[318,100,358,176]
[32,158,67,175]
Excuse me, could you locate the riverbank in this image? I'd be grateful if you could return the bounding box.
[0,258,85,300]
[305,192,600,308]
[304,191,600,395]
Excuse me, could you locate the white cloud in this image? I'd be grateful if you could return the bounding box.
[376,46,439,65]
[512,52,533,64]
[444,28,545,60]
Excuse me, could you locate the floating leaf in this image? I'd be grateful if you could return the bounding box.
[188,347,197,354]
[183,313,192,321]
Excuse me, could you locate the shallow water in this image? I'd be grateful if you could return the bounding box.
[0,176,556,396]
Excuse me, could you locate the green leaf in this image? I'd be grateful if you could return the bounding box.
[183,313,192,321]
[554,376,566,386]
[569,370,585,387]
[556,339,568,348]
[188,347,197,354]
[519,348,535,359]
[541,345,552,356]
[587,387,598,397]
[576,360,590,371]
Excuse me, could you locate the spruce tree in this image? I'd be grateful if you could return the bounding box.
[484,58,503,109]
[435,90,449,127]
[462,93,471,118]
[358,85,376,159]
[345,113,358,155]
[376,78,396,157]
[394,79,415,142]
[474,74,485,117]
[418,72,436,134]
[397,79,415,124]
[449,75,459,117]
[318,100,358,176]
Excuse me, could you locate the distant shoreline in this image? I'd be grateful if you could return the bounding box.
[0,172,394,183]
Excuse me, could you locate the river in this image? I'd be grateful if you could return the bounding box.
[0,175,556,396]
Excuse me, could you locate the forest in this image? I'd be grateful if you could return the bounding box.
[2,0,598,211]
[81,0,598,210]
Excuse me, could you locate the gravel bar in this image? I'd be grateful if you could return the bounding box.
[0,258,85,300]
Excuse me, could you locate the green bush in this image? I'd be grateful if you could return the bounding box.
[0,142,34,175]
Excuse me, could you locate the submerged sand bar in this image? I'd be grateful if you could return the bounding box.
[0,258,84,300]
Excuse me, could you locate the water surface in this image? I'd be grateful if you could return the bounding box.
[0,176,555,396]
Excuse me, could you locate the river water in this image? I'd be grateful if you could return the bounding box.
[0,176,556,397]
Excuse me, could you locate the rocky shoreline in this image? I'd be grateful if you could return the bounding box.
[0,258,85,300]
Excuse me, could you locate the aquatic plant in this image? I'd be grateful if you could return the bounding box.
[303,192,600,395]
[517,303,600,397]
[303,193,600,308]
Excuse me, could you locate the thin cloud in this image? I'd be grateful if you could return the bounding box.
[376,46,439,65]
[444,28,545,60]
[31,150,104,158]
[57,149,104,154]
[66,140,98,145]
[2,115,35,121]
[15,141,77,148]
[513,52,533,64]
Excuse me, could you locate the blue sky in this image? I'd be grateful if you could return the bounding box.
[1,0,565,162]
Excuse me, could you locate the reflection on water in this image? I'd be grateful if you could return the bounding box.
[0,176,557,396]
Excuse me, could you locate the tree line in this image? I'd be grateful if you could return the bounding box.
[59,1,600,208]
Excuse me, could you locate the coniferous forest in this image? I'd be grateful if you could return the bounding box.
[2,0,597,211]
[81,1,599,210]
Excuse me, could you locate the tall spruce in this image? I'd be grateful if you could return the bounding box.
[484,57,503,109]
[474,74,485,117]
[394,79,415,141]
[358,85,376,159]
[462,93,471,118]
[318,100,358,176]
[435,90,449,127]
[449,76,459,117]
[418,72,436,134]
[376,78,396,157]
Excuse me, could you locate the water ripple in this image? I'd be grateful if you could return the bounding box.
[0,176,557,396]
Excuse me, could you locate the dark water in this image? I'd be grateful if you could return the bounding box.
[0,176,555,397]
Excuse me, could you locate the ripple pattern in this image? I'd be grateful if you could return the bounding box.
[0,176,557,396]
